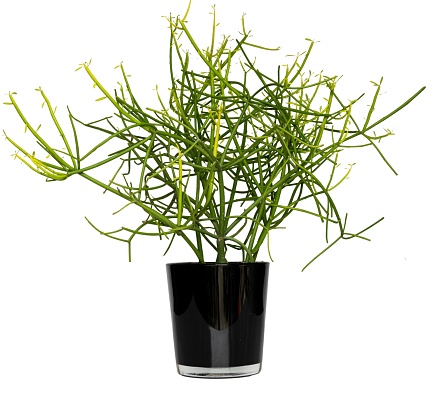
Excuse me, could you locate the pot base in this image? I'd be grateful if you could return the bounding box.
[177,363,261,378]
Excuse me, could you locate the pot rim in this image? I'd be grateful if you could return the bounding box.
[166,261,269,267]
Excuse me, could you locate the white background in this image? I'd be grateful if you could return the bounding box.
[0,0,434,394]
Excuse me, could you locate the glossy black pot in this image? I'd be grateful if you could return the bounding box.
[166,262,269,378]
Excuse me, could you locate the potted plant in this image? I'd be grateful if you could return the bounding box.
[2,4,425,378]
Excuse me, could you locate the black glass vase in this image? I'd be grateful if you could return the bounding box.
[166,262,269,378]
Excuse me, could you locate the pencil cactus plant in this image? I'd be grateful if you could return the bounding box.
[2,5,425,269]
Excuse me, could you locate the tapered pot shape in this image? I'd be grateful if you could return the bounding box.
[166,262,269,378]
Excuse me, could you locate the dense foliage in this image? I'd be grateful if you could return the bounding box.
[3,6,424,268]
